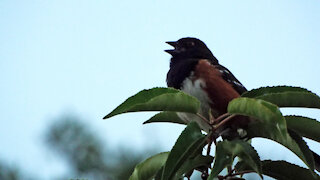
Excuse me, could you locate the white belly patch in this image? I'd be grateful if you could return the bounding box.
[178,76,213,132]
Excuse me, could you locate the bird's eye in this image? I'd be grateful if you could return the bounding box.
[188,42,195,47]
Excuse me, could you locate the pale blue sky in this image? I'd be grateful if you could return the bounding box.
[1,0,320,179]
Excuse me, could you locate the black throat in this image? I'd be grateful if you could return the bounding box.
[166,58,199,89]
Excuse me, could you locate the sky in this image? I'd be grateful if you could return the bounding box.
[1,0,320,179]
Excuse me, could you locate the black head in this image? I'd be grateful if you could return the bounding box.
[165,37,218,64]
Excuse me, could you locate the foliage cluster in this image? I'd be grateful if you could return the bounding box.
[104,86,320,180]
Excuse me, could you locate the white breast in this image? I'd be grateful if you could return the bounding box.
[178,75,212,132]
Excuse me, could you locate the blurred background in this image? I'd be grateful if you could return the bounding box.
[1,0,320,179]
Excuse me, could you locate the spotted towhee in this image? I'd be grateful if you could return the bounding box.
[165,37,249,138]
[165,37,320,171]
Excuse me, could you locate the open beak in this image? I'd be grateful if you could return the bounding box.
[165,41,178,55]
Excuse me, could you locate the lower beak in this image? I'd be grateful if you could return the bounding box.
[164,49,177,55]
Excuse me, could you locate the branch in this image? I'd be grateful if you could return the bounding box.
[196,113,210,125]
[212,114,237,131]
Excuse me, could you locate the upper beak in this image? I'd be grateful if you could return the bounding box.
[166,41,177,47]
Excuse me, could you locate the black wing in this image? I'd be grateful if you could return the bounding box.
[215,65,247,95]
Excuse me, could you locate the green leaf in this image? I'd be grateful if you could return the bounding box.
[208,140,262,180]
[160,122,206,180]
[285,115,320,143]
[154,166,164,180]
[103,87,200,119]
[175,155,214,179]
[129,152,169,180]
[228,97,315,172]
[242,86,312,97]
[228,97,287,135]
[235,160,320,180]
[246,122,315,173]
[143,112,186,125]
[241,86,320,108]
[288,130,315,174]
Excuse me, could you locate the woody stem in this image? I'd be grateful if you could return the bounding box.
[214,113,230,124]
[212,114,237,131]
[196,113,210,125]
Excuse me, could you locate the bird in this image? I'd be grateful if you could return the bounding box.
[165,37,320,172]
[165,37,249,138]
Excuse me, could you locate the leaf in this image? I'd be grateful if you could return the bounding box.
[246,122,315,173]
[103,87,200,119]
[313,151,320,172]
[286,117,320,172]
[175,155,214,179]
[160,122,206,180]
[242,86,312,97]
[235,160,320,180]
[288,129,315,174]
[241,86,320,108]
[143,112,186,125]
[208,140,262,180]
[228,97,287,135]
[228,97,315,172]
[129,152,169,180]
[154,166,164,180]
[285,115,320,143]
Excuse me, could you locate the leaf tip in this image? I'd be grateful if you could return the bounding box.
[103,113,113,119]
[142,120,149,124]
